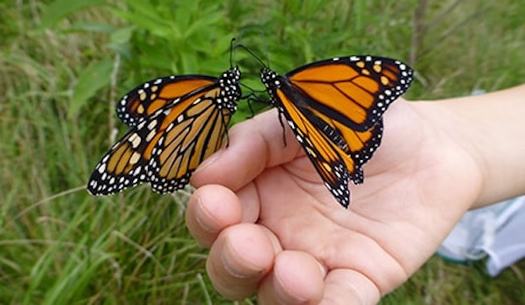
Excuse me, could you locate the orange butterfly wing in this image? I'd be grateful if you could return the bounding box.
[88,85,215,195]
[148,87,233,193]
[88,68,241,196]
[116,75,216,127]
[287,56,412,131]
[87,128,150,194]
[304,108,384,184]
[261,55,412,207]
[276,89,354,206]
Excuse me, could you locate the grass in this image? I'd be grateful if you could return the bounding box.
[0,0,524,304]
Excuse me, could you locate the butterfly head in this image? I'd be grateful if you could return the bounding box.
[218,66,242,111]
[260,68,282,90]
[221,66,241,86]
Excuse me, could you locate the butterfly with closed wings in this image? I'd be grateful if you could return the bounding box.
[260,55,413,208]
[87,66,241,196]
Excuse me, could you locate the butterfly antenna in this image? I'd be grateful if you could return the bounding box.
[235,44,268,69]
[229,37,236,68]
[261,28,271,67]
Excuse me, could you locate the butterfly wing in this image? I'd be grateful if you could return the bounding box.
[116,75,216,127]
[87,126,152,195]
[305,109,384,184]
[88,68,241,196]
[274,88,356,207]
[88,84,216,195]
[287,55,413,131]
[148,87,233,193]
[261,56,412,207]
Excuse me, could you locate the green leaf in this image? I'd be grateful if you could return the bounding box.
[70,59,113,117]
[184,11,224,38]
[66,22,115,33]
[41,0,106,28]
[109,26,134,47]
[110,1,173,38]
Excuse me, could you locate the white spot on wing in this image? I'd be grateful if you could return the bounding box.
[148,120,157,130]
[146,129,156,142]
[130,152,140,164]
[129,133,141,148]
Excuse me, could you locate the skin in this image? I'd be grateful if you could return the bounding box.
[187,85,525,305]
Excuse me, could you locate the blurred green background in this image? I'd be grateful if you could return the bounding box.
[1,0,524,304]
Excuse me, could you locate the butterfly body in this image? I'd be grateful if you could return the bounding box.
[88,67,241,196]
[260,56,413,207]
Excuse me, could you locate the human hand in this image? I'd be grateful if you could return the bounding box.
[187,99,483,304]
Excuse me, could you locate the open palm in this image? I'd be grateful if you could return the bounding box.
[188,100,482,305]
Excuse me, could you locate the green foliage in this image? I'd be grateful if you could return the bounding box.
[1,0,524,304]
[71,58,113,117]
[41,0,107,28]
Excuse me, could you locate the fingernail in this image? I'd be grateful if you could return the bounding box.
[221,241,253,279]
[273,270,309,304]
[221,233,270,280]
[194,195,216,233]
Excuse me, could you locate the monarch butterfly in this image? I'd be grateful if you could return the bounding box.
[260,55,413,208]
[87,67,241,195]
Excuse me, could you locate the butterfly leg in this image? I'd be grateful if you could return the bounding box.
[243,93,272,119]
[240,83,266,94]
[277,111,287,147]
[246,97,256,118]
[220,114,231,148]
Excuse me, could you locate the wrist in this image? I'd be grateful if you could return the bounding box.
[410,100,486,209]
[410,85,525,208]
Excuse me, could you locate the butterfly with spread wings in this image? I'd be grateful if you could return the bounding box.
[87,67,241,195]
[260,55,413,208]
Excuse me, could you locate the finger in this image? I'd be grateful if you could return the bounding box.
[321,231,407,293]
[258,251,324,305]
[186,185,242,247]
[206,223,281,300]
[320,269,380,305]
[192,109,302,191]
[235,181,262,223]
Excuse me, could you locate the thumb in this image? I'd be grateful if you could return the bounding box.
[191,109,301,191]
[321,269,381,305]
